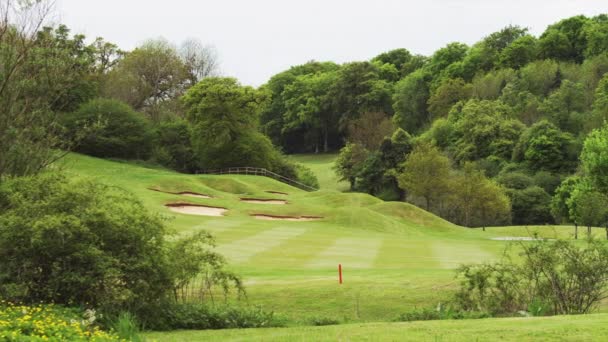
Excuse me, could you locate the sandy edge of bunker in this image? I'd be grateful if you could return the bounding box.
[251,214,322,221]
[165,203,227,216]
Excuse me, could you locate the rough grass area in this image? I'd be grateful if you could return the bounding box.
[290,154,349,191]
[61,153,604,325]
[144,313,608,341]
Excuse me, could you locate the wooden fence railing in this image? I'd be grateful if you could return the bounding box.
[197,167,318,192]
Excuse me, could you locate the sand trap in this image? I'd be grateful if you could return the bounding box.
[490,237,549,241]
[165,203,227,216]
[241,198,287,205]
[265,190,288,195]
[252,214,322,221]
[149,188,212,198]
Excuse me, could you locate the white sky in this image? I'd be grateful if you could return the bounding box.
[56,0,608,86]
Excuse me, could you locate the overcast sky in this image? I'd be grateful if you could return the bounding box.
[56,0,608,86]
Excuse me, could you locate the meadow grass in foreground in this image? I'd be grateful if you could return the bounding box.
[62,153,605,324]
[144,313,608,341]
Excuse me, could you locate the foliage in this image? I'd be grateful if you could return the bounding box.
[347,111,394,150]
[512,120,577,172]
[334,143,369,190]
[152,119,197,172]
[397,143,451,210]
[395,306,489,322]
[455,239,608,315]
[507,186,554,225]
[110,312,143,342]
[0,173,242,318]
[64,98,154,159]
[581,123,608,191]
[392,69,432,133]
[142,303,285,331]
[0,302,119,341]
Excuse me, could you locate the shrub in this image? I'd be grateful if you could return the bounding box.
[308,316,341,326]
[141,303,286,331]
[454,239,608,315]
[293,163,319,189]
[64,98,154,159]
[0,173,173,314]
[0,302,119,341]
[395,305,490,322]
[152,119,197,172]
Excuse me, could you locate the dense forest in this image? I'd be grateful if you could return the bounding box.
[3,7,608,228]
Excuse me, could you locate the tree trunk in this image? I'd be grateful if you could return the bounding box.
[575,224,578,239]
[587,225,591,238]
[605,225,608,240]
[323,127,328,153]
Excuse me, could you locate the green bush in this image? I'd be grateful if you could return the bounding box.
[0,173,172,313]
[308,316,341,326]
[141,303,286,331]
[395,306,490,322]
[0,302,119,341]
[152,119,197,172]
[64,98,154,159]
[293,163,319,189]
[454,239,608,315]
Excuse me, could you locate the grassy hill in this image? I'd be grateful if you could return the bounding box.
[61,153,599,326]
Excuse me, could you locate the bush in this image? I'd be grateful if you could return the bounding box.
[293,163,319,189]
[395,305,490,322]
[0,173,172,313]
[308,316,341,326]
[0,302,119,341]
[152,119,197,172]
[454,239,608,315]
[141,303,286,331]
[64,98,154,159]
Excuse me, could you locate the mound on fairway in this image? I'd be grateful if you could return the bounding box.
[241,198,287,205]
[165,203,227,216]
[252,214,322,221]
[150,188,212,198]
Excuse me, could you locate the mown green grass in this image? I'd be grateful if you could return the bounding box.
[290,154,349,191]
[144,313,608,341]
[61,153,605,330]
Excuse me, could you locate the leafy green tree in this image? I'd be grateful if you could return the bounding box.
[567,180,608,236]
[182,77,279,170]
[103,39,189,121]
[152,119,197,172]
[539,15,589,62]
[371,48,413,78]
[519,60,560,97]
[540,80,587,132]
[64,98,154,159]
[496,171,535,190]
[282,71,339,153]
[590,73,608,129]
[259,61,339,152]
[397,143,452,211]
[580,123,608,191]
[551,176,581,224]
[449,99,524,162]
[508,186,554,225]
[427,78,472,120]
[498,35,539,69]
[334,143,369,190]
[512,120,577,173]
[330,61,393,127]
[583,14,608,58]
[451,163,511,227]
[392,69,432,133]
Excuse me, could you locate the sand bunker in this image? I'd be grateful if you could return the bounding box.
[165,203,227,216]
[252,214,322,221]
[149,188,212,198]
[240,198,287,205]
[491,237,548,241]
[265,190,288,195]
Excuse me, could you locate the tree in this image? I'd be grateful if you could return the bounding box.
[282,70,338,153]
[512,120,577,173]
[452,163,511,227]
[580,123,608,192]
[103,38,189,121]
[551,176,580,224]
[427,78,472,120]
[0,1,99,180]
[508,186,554,225]
[179,38,220,84]
[152,119,197,172]
[182,77,281,170]
[539,15,589,63]
[540,80,587,132]
[449,99,524,163]
[392,69,432,133]
[590,73,608,129]
[371,48,413,79]
[498,35,539,69]
[64,98,154,159]
[334,143,368,190]
[347,111,394,150]
[397,143,451,211]
[567,180,608,237]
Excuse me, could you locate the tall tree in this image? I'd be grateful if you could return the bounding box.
[580,123,608,192]
[397,143,452,211]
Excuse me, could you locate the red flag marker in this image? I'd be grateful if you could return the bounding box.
[338,264,343,284]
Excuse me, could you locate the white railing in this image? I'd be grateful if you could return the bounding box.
[197,167,318,192]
